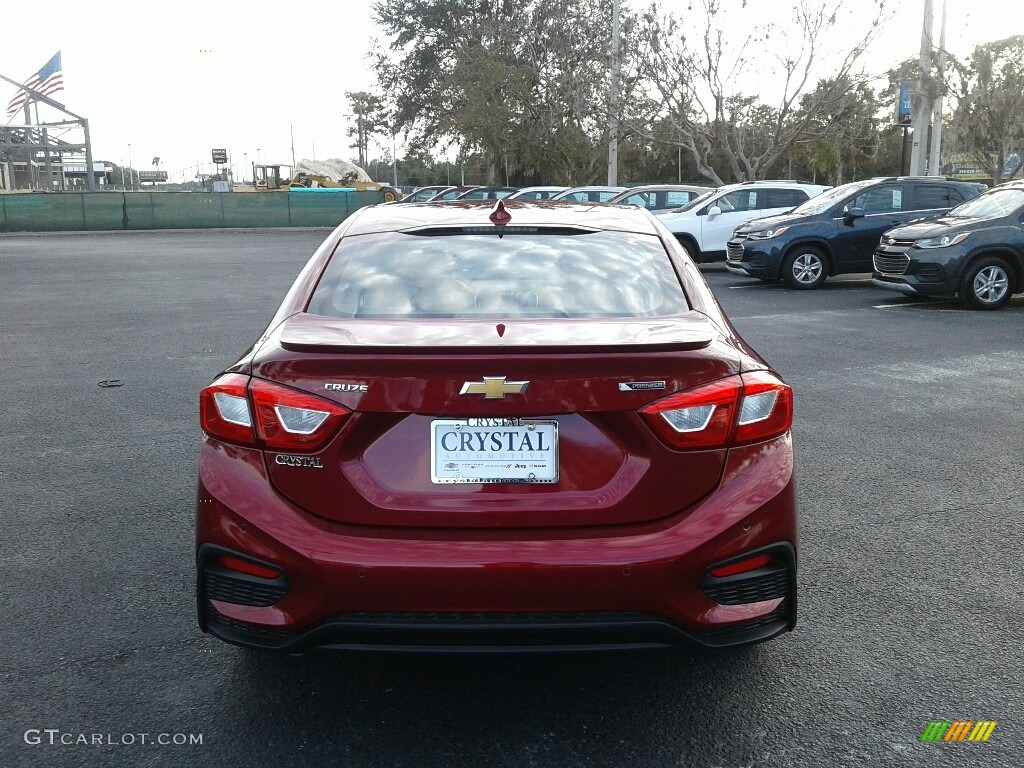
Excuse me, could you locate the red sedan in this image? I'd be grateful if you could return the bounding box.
[197,199,798,651]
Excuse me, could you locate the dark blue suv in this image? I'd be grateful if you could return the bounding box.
[726,177,986,289]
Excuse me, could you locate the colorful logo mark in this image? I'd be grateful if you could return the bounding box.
[920,721,997,742]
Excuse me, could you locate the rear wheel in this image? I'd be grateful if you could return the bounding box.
[782,246,827,290]
[960,256,1013,310]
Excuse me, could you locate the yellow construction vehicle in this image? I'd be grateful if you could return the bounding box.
[242,163,401,201]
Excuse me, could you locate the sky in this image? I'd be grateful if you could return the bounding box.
[0,0,1017,183]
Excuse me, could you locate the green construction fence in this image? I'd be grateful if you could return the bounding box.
[0,190,386,233]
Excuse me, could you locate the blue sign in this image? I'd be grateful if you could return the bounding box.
[897,81,913,125]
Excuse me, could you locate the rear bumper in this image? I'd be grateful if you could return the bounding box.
[196,437,798,652]
[203,600,792,653]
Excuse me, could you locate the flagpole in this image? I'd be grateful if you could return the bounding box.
[2,55,96,191]
[23,102,35,190]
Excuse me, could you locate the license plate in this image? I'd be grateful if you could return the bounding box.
[430,418,559,484]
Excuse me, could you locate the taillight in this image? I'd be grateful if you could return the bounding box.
[200,373,257,446]
[735,370,793,445]
[640,372,792,450]
[640,378,741,449]
[200,375,350,451]
[249,378,350,451]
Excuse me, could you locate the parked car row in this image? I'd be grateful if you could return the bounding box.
[398,185,520,203]
[393,176,1022,310]
[720,177,1023,310]
[394,183,714,208]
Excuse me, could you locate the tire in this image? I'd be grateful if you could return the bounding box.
[675,234,703,263]
[960,256,1013,310]
[782,246,827,290]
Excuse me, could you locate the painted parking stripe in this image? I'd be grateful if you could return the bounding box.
[873,301,954,309]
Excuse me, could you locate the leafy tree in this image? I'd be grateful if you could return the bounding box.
[947,35,1024,184]
[371,0,634,184]
[344,91,390,170]
[781,77,884,185]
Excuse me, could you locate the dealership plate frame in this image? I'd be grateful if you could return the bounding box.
[430,417,559,484]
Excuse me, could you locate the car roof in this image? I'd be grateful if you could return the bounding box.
[614,184,714,192]
[609,184,713,200]
[715,180,830,192]
[343,199,663,236]
[558,185,627,193]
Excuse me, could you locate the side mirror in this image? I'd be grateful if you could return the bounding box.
[844,206,865,222]
[707,205,722,220]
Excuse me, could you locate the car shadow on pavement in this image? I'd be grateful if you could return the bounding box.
[208,643,782,764]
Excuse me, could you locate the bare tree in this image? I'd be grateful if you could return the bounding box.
[628,0,891,184]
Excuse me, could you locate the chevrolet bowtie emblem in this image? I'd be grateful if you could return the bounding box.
[460,376,529,399]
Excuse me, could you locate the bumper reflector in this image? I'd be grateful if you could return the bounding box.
[219,555,281,580]
[710,553,772,578]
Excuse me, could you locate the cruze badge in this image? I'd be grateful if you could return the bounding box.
[324,383,368,393]
[275,455,324,468]
[460,376,529,399]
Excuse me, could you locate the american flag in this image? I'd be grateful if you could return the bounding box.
[6,51,63,118]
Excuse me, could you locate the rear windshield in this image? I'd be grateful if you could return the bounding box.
[307,229,688,319]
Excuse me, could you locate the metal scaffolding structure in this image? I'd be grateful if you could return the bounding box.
[0,71,96,191]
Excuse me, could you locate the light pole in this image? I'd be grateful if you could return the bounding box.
[257,147,261,165]
[607,0,620,186]
[128,143,133,191]
[243,152,248,182]
[391,133,398,188]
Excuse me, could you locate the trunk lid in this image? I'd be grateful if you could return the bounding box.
[254,312,740,528]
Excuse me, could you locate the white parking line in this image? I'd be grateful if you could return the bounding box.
[873,301,954,309]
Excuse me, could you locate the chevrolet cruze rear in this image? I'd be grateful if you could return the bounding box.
[197,200,798,652]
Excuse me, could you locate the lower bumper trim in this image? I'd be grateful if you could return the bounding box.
[871,277,920,295]
[204,605,792,653]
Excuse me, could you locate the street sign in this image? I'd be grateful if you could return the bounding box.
[211,148,228,164]
[896,81,913,126]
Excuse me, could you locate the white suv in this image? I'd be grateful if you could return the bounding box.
[656,181,830,262]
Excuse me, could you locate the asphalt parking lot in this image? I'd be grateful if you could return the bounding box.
[2,229,1022,768]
